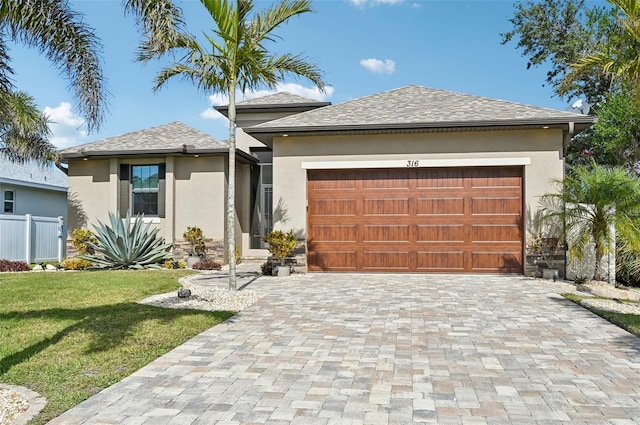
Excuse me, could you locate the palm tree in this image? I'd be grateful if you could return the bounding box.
[0,0,184,162]
[139,0,326,291]
[566,0,640,95]
[0,90,55,163]
[540,163,640,281]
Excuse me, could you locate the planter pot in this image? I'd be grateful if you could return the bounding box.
[186,256,200,268]
[543,268,560,280]
[276,265,290,277]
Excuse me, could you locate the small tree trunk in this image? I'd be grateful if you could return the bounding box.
[227,84,237,291]
[593,239,603,282]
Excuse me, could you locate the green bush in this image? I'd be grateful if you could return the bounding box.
[262,230,297,265]
[183,226,206,257]
[164,260,186,269]
[61,258,93,270]
[71,228,97,255]
[81,211,174,269]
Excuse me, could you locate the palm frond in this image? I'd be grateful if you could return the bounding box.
[0,90,56,164]
[124,0,185,58]
[0,0,107,133]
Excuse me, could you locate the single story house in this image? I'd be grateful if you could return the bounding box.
[61,85,596,274]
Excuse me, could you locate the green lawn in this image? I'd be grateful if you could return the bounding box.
[563,293,640,337]
[0,270,234,424]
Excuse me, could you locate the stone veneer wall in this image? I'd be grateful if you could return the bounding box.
[174,238,225,262]
[66,238,226,262]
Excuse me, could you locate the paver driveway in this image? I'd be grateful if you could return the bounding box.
[49,274,640,424]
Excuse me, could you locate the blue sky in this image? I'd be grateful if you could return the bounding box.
[8,0,606,148]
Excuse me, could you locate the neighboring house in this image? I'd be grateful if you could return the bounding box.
[0,156,67,219]
[0,156,68,262]
[62,86,596,274]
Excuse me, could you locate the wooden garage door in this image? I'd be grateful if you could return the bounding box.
[307,167,523,273]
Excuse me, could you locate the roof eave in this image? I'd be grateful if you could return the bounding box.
[62,147,258,164]
[245,117,597,144]
[0,177,67,192]
[214,102,331,118]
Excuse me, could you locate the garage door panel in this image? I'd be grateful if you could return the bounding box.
[362,251,411,270]
[308,251,357,271]
[415,170,465,189]
[307,167,523,273]
[472,224,522,242]
[416,197,464,216]
[469,168,522,188]
[363,198,410,216]
[471,197,521,215]
[362,171,410,189]
[309,224,357,243]
[416,251,465,271]
[416,224,464,242]
[472,251,522,272]
[362,225,410,243]
[309,199,357,217]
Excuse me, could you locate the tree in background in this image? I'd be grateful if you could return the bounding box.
[566,91,640,170]
[501,0,622,105]
[503,0,640,174]
[568,0,640,99]
[139,0,326,291]
[0,0,183,163]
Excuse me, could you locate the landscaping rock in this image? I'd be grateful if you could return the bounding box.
[177,288,191,298]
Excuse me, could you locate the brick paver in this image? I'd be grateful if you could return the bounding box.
[48,274,640,424]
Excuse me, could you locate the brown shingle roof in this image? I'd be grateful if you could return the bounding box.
[60,122,228,159]
[246,85,596,135]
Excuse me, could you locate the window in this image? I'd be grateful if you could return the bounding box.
[131,165,159,215]
[3,190,14,213]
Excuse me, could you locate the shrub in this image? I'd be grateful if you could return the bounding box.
[0,259,30,272]
[164,260,186,269]
[81,211,174,269]
[262,230,297,265]
[71,228,98,255]
[183,226,206,257]
[192,258,222,270]
[260,261,274,276]
[61,258,93,270]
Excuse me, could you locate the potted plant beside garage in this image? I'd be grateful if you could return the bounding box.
[263,229,297,277]
[183,226,206,268]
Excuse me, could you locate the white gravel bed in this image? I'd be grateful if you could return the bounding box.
[0,389,28,425]
[139,284,265,312]
[580,298,640,315]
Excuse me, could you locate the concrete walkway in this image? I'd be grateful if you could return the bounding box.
[49,274,640,424]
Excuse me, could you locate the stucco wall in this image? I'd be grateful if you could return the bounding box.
[272,129,565,239]
[173,156,226,240]
[67,159,111,232]
[67,156,227,250]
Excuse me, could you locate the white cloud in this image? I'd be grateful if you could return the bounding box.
[200,83,334,121]
[43,102,87,148]
[348,0,404,6]
[360,58,396,75]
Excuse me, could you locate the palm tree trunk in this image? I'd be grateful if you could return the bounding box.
[593,238,603,281]
[227,84,237,291]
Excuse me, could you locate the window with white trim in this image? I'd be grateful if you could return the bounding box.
[3,190,14,213]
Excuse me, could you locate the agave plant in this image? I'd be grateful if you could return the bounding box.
[81,211,174,269]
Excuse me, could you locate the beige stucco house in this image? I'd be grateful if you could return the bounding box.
[61,85,595,274]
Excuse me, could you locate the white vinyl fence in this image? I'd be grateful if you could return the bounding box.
[0,214,65,263]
